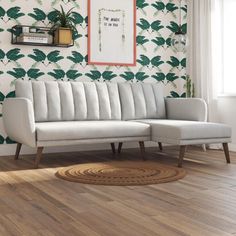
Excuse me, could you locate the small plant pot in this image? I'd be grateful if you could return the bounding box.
[54,27,73,45]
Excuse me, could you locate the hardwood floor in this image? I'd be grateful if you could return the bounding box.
[0,146,235,236]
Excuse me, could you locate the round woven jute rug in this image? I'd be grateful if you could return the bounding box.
[55,161,186,186]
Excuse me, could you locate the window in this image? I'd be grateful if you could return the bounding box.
[221,0,236,94]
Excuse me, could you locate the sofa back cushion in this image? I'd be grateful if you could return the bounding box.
[15,81,121,122]
[118,83,166,120]
[15,81,166,122]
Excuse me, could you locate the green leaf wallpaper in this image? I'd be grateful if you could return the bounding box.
[0,0,187,145]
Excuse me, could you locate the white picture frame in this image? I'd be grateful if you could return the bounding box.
[88,0,136,66]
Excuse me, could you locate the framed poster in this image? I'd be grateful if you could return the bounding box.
[88,0,136,66]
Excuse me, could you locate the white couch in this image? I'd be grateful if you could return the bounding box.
[3,81,232,168]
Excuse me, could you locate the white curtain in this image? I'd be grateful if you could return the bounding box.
[187,0,222,122]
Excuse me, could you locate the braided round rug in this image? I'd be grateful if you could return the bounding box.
[55,161,186,186]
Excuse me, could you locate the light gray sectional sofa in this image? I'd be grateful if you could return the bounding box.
[3,81,232,168]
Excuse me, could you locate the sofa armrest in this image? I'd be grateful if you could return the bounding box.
[3,98,36,147]
[165,98,207,122]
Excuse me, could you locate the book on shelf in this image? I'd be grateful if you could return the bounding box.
[18,36,48,44]
[14,32,54,44]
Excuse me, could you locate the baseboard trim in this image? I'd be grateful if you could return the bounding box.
[0,141,235,157]
[0,141,158,157]
[229,143,236,152]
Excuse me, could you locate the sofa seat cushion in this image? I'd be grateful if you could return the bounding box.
[36,121,150,141]
[135,120,231,144]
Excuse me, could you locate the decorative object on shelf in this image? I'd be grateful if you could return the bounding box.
[50,5,78,45]
[171,0,187,52]
[88,0,136,66]
[11,25,73,47]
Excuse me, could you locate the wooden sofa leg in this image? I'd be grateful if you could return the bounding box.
[158,142,163,151]
[139,141,146,161]
[223,143,231,164]
[110,143,116,154]
[14,143,22,160]
[34,147,44,169]
[15,143,22,160]
[178,146,186,168]
[118,142,123,154]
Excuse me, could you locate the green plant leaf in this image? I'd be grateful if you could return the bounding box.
[6,91,15,98]
[0,135,4,144]
[137,18,150,30]
[120,72,135,81]
[102,71,117,81]
[7,68,26,79]
[166,73,178,82]
[151,56,164,67]
[181,23,187,34]
[166,21,179,33]
[137,55,150,66]
[28,49,46,62]
[152,73,165,82]
[47,10,58,23]
[181,58,186,68]
[67,51,85,64]
[136,0,149,10]
[136,72,149,81]
[169,91,186,98]
[0,49,5,60]
[170,91,180,98]
[66,70,82,80]
[0,92,5,102]
[72,31,82,41]
[6,137,16,144]
[47,50,64,63]
[167,56,179,67]
[151,2,165,11]
[151,37,165,47]
[28,8,46,21]
[85,71,101,80]
[27,69,44,80]
[166,3,178,12]
[0,7,5,18]
[136,36,149,45]
[7,7,25,19]
[181,5,187,14]
[6,49,24,61]
[71,12,84,25]
[48,69,65,80]
[151,20,164,32]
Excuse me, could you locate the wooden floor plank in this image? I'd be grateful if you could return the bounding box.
[0,146,235,235]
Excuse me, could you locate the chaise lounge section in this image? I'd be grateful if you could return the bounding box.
[3,81,232,168]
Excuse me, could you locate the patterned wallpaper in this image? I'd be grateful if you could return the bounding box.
[0,0,187,144]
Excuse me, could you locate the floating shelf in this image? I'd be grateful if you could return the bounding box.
[11,25,74,48]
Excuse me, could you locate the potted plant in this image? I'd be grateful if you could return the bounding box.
[50,5,77,45]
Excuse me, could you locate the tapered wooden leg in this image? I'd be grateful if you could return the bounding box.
[34,147,44,169]
[14,143,22,160]
[139,141,146,161]
[223,143,231,163]
[158,142,163,151]
[178,145,186,168]
[110,143,116,154]
[118,142,123,154]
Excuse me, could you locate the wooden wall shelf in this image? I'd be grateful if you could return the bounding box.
[11,25,74,48]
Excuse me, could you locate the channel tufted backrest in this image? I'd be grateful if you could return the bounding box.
[15,81,166,122]
[118,83,166,120]
[15,81,122,122]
